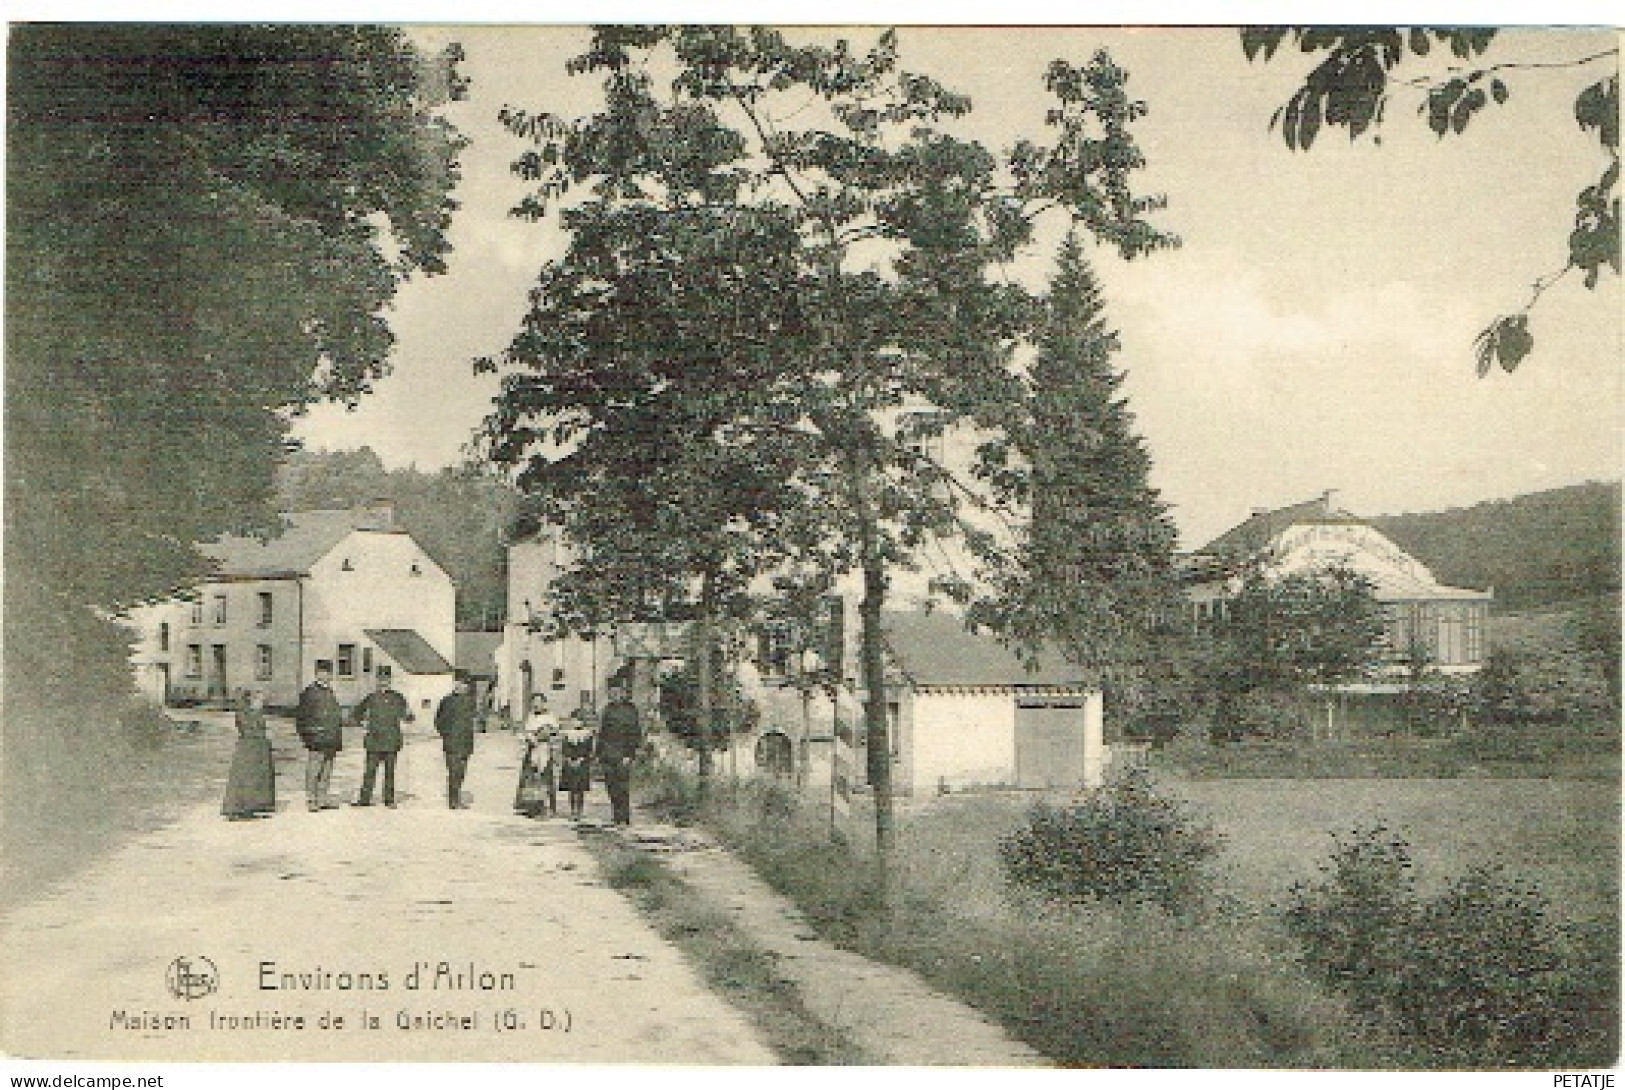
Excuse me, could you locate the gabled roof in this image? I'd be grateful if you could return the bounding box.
[201,508,407,578]
[455,631,503,677]
[883,611,1082,689]
[1196,493,1362,558]
[366,629,454,675]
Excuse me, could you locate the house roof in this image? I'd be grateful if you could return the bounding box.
[455,631,503,677]
[883,610,1083,689]
[366,629,454,675]
[1186,493,1492,602]
[201,508,407,578]
[1196,493,1363,558]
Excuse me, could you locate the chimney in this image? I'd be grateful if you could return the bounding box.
[355,498,396,531]
[1321,489,1339,513]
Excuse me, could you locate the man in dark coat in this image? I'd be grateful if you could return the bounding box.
[352,667,414,808]
[295,661,345,812]
[596,683,643,826]
[435,673,477,810]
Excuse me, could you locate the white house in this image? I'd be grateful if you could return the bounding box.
[127,501,457,714]
[737,605,1106,795]
[492,527,616,724]
[1183,491,1493,735]
[1183,491,1493,674]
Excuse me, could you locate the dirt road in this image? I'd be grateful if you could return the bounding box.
[0,721,775,1063]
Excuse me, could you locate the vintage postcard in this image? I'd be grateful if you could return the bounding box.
[3,20,1619,1083]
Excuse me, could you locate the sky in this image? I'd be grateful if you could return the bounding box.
[291,24,1621,550]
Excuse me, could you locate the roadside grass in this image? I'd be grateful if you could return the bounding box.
[635,762,1395,1068]
[581,832,872,1065]
[1,704,247,909]
[1153,732,1620,782]
[637,759,1618,1068]
[905,777,1620,924]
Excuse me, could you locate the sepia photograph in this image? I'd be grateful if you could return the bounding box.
[2,13,1620,1082]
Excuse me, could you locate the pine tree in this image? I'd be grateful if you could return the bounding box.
[973,232,1180,689]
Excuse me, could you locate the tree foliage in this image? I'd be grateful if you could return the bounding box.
[968,231,1180,685]
[482,25,1174,854]
[1199,564,1389,741]
[1224,565,1389,690]
[5,26,463,732]
[1240,27,1619,373]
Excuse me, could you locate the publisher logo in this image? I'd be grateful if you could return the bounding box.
[166,955,219,1000]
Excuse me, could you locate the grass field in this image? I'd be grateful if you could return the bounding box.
[895,775,1619,925]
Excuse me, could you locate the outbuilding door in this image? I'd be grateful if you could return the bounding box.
[1014,698,1089,789]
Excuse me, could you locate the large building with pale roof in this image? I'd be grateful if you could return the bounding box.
[1184,491,1493,675]
[126,501,457,713]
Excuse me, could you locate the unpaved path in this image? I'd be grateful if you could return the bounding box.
[1,721,774,1063]
[625,826,1048,1066]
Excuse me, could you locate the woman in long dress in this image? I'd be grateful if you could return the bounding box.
[515,693,559,818]
[222,688,276,819]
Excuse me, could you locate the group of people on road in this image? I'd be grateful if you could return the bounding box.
[288,661,482,812]
[513,687,643,826]
[220,662,643,827]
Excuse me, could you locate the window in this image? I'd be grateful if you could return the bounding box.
[756,622,794,679]
[258,592,273,628]
[1465,607,1485,664]
[362,646,373,674]
[409,562,422,577]
[190,600,203,625]
[337,644,356,677]
[341,558,354,572]
[256,645,273,680]
[158,623,170,652]
[1416,604,1439,658]
[1438,608,1465,665]
[185,645,203,678]
[212,594,227,626]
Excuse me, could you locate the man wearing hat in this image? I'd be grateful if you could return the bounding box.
[295,660,344,811]
[352,666,414,808]
[435,672,478,809]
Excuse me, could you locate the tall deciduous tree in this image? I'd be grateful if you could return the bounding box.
[483,26,1174,859]
[6,27,463,737]
[480,204,820,777]
[1239,27,1619,374]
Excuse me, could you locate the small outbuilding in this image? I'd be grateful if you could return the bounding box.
[882,611,1105,794]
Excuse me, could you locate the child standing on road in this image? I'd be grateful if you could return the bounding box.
[557,706,596,821]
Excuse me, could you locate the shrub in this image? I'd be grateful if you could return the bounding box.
[657,662,760,752]
[1286,826,1619,1067]
[1282,826,1419,1009]
[998,770,1223,912]
[1397,672,1475,736]
[1206,687,1307,743]
[1473,644,1616,730]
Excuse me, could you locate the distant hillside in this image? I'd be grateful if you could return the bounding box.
[1371,481,1620,612]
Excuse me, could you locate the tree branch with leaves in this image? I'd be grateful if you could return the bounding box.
[1240,27,1618,375]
